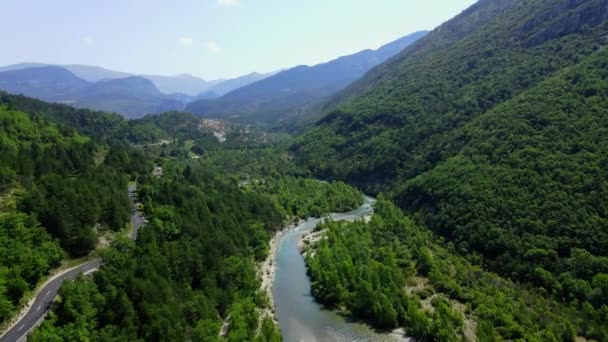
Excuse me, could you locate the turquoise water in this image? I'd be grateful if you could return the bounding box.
[273,197,408,342]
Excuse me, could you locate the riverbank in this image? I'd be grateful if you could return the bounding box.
[258,219,303,320]
[294,209,412,342]
[272,196,414,341]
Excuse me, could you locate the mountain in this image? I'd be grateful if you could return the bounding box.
[293,0,608,334]
[185,31,428,127]
[200,71,280,98]
[60,65,215,96]
[0,67,187,118]
[0,63,134,83]
[0,62,49,72]
[0,63,276,97]
[0,66,89,102]
[63,64,131,82]
[140,74,219,96]
[74,76,183,118]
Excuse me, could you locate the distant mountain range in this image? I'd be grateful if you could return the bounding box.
[0,63,276,97]
[185,31,428,127]
[195,72,277,99]
[0,64,279,118]
[0,31,425,120]
[0,66,187,118]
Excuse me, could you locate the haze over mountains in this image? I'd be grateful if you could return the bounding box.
[0,31,426,121]
[0,63,280,118]
[186,31,428,127]
[0,62,275,96]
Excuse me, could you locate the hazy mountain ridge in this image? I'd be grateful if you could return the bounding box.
[0,68,187,118]
[197,71,280,98]
[0,63,282,118]
[0,63,276,98]
[185,31,428,127]
[0,66,88,102]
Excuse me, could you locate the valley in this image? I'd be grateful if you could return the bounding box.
[1,0,608,341]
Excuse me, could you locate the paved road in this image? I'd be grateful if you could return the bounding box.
[128,184,145,240]
[1,185,144,342]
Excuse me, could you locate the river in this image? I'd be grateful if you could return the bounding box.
[272,196,409,342]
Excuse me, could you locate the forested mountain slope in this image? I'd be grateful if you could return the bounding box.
[293,0,608,332]
[0,101,151,325]
[0,91,264,150]
[294,0,608,189]
[185,31,427,127]
[1,94,333,340]
[0,93,363,340]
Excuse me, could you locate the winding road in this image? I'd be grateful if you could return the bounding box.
[0,184,144,342]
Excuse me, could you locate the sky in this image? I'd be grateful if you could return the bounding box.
[1,0,477,80]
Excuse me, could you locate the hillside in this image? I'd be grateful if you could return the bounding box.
[0,68,188,118]
[0,66,88,102]
[0,97,153,325]
[185,31,428,127]
[199,71,277,98]
[293,0,608,337]
[0,92,365,341]
[74,76,184,118]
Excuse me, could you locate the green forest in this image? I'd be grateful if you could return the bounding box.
[0,93,365,340]
[0,104,147,324]
[307,199,607,341]
[30,163,284,341]
[2,0,608,340]
[292,0,608,339]
[249,177,362,219]
[28,160,364,340]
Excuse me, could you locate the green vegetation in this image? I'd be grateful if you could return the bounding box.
[0,214,64,322]
[0,92,365,340]
[307,199,607,341]
[0,105,150,258]
[0,92,280,151]
[0,103,146,321]
[197,148,307,180]
[396,50,608,309]
[293,0,608,337]
[3,0,608,339]
[249,177,362,219]
[29,158,363,341]
[0,91,127,141]
[30,163,283,341]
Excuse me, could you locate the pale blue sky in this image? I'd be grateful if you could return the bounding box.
[1,0,476,79]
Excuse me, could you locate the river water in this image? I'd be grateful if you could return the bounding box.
[272,196,408,342]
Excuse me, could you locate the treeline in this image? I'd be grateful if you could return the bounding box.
[307,199,608,341]
[249,177,362,219]
[198,148,308,181]
[0,91,127,141]
[0,92,280,154]
[30,162,284,341]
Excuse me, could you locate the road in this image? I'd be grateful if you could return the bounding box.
[0,185,144,342]
[128,184,145,240]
